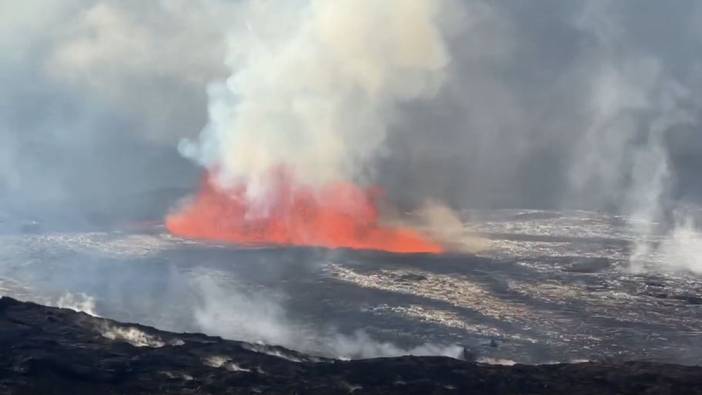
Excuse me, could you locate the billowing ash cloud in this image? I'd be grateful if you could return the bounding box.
[179,0,456,200]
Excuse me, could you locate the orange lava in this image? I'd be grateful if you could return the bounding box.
[166,172,442,254]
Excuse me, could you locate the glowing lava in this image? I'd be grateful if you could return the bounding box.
[166,173,442,254]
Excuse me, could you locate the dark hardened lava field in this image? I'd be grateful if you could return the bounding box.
[1,210,701,366]
[2,296,702,395]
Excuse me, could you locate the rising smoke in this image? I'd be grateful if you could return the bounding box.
[178,0,453,195]
[567,1,700,272]
[168,0,464,252]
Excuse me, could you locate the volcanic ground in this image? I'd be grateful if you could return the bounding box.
[3,296,702,395]
[0,209,701,366]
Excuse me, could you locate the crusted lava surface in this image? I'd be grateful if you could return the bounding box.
[1,297,700,394]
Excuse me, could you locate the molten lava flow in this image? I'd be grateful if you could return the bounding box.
[166,173,442,254]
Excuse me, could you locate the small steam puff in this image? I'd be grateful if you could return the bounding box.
[658,216,702,274]
[179,0,454,200]
[99,323,185,348]
[100,325,166,348]
[55,292,98,317]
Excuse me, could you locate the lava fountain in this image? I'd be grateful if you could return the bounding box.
[167,172,442,253]
[167,1,455,253]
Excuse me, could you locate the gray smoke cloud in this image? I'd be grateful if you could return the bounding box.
[0,0,227,227]
[380,1,702,212]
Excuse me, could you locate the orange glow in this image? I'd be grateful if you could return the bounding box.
[166,171,442,254]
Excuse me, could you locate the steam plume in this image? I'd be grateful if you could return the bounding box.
[569,1,700,272]
[170,0,458,252]
[179,0,451,199]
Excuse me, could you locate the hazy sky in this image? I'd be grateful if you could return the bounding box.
[2,0,701,226]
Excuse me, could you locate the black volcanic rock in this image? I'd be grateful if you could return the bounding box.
[1,297,701,394]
